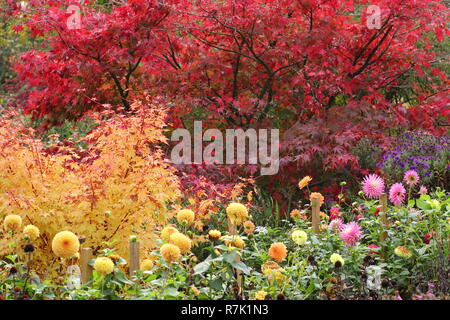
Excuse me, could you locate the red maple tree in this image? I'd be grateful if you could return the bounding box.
[9,0,449,187]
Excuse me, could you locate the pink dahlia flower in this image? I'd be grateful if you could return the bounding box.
[418,185,428,195]
[389,183,406,206]
[339,222,362,246]
[361,174,385,198]
[404,170,420,186]
[328,218,344,232]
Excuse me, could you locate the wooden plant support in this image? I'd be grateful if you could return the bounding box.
[228,217,243,298]
[129,239,140,276]
[311,200,320,234]
[379,193,388,260]
[80,247,93,285]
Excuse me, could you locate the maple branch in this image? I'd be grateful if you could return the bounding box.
[350,25,394,78]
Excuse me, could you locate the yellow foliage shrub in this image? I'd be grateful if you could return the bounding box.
[0,102,181,275]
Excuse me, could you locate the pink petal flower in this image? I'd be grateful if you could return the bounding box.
[328,218,344,232]
[418,185,428,195]
[404,170,420,186]
[389,183,406,206]
[361,174,385,198]
[339,222,362,246]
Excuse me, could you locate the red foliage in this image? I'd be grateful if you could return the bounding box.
[9,0,449,188]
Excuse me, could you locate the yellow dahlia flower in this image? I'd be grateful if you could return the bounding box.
[290,209,306,220]
[298,176,312,189]
[330,253,345,266]
[291,230,308,246]
[208,229,221,240]
[224,235,245,249]
[255,290,267,300]
[320,211,328,220]
[160,243,181,263]
[52,231,80,258]
[176,209,195,226]
[226,203,248,225]
[3,215,22,231]
[394,246,412,258]
[161,225,178,242]
[310,192,325,207]
[23,224,40,240]
[191,285,200,296]
[94,257,115,275]
[169,232,192,254]
[264,267,286,284]
[140,259,154,271]
[243,221,255,234]
[261,260,281,274]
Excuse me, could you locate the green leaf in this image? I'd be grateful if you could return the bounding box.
[209,278,223,291]
[194,255,213,275]
[223,250,239,264]
[115,271,134,285]
[229,260,252,275]
[165,287,180,297]
[416,199,431,210]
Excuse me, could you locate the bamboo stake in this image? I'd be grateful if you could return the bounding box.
[80,247,93,285]
[228,217,243,298]
[311,200,320,234]
[129,239,140,276]
[379,193,388,260]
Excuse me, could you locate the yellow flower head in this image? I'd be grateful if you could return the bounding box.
[291,230,308,246]
[255,290,267,300]
[161,225,178,242]
[330,253,345,266]
[264,267,286,284]
[394,246,412,258]
[226,203,248,225]
[191,285,200,296]
[140,259,154,271]
[320,211,328,220]
[243,221,255,234]
[52,231,80,258]
[225,235,245,249]
[94,257,114,275]
[261,260,281,274]
[268,242,287,263]
[208,229,221,240]
[23,224,40,240]
[3,215,22,231]
[298,176,312,189]
[290,209,306,220]
[160,243,181,263]
[176,209,195,226]
[310,192,325,207]
[169,232,192,254]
